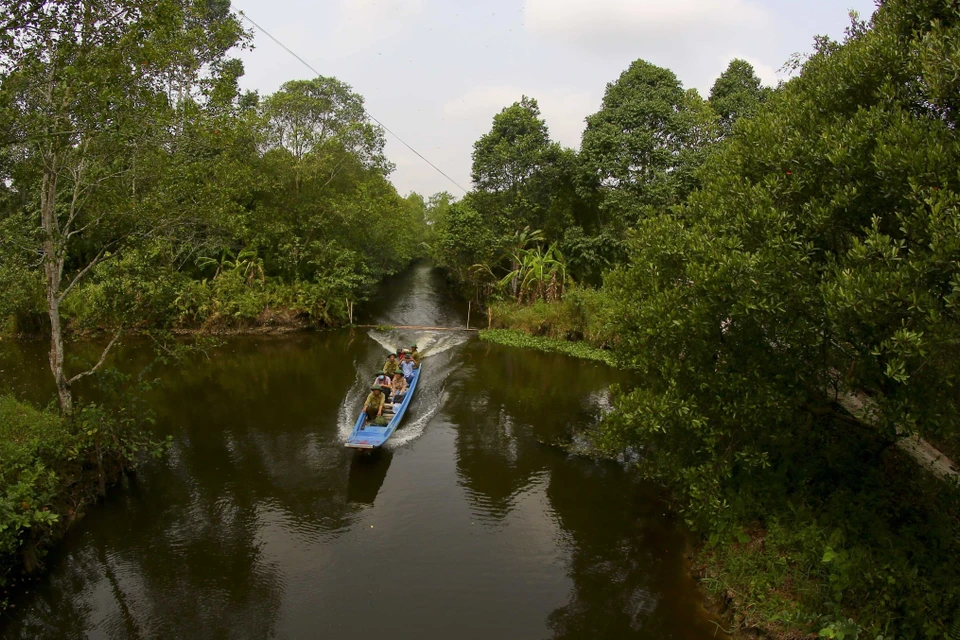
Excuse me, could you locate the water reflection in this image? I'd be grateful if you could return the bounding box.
[347,450,394,505]
[0,264,718,639]
[545,461,713,639]
[450,340,617,520]
[447,339,717,639]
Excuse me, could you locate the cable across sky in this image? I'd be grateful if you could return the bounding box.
[237,10,469,195]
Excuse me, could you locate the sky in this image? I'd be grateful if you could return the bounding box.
[230,0,879,198]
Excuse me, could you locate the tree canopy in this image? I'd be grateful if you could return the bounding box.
[0,1,427,413]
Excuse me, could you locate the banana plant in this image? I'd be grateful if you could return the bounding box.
[196,248,265,284]
[496,242,569,303]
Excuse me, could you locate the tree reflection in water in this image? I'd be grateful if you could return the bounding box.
[0,283,718,639]
[449,340,717,640]
[1,334,385,639]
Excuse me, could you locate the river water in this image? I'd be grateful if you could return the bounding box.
[0,263,719,639]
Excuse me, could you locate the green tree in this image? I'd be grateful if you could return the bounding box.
[429,198,498,298]
[470,96,574,239]
[708,58,771,135]
[425,191,456,228]
[0,0,244,414]
[262,77,390,187]
[580,60,707,220]
[601,0,960,562]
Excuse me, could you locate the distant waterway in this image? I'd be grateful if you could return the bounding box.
[0,263,719,639]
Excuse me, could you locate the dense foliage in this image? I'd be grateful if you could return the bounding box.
[0,394,164,610]
[598,4,960,633]
[440,0,960,636]
[430,60,751,293]
[603,0,960,508]
[0,0,427,412]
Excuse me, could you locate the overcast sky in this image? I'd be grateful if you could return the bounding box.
[230,0,878,198]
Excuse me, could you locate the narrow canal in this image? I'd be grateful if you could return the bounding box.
[0,263,719,639]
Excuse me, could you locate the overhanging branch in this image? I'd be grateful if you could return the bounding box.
[68,328,122,386]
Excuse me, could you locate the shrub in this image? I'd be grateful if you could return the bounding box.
[490,287,614,347]
[0,395,165,607]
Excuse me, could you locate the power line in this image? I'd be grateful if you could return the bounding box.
[237,10,469,195]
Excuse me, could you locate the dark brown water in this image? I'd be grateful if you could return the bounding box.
[0,263,719,639]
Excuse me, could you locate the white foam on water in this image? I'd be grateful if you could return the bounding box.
[338,370,367,440]
[386,385,447,449]
[367,329,471,359]
[366,330,398,353]
[418,331,471,358]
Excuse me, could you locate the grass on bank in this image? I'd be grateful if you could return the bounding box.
[487,290,614,346]
[479,290,617,365]
[0,395,165,611]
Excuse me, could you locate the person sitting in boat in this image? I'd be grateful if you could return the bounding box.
[410,345,422,367]
[383,353,400,376]
[391,372,408,403]
[400,353,416,384]
[374,371,393,401]
[364,385,384,422]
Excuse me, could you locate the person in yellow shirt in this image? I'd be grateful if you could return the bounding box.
[410,345,422,367]
[363,385,384,422]
[391,373,408,403]
[383,353,400,376]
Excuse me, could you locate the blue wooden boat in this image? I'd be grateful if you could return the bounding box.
[345,365,422,449]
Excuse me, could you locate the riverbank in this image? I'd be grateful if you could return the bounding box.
[0,396,163,612]
[2,266,379,339]
[481,301,960,640]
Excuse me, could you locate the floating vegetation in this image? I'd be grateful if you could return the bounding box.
[479,329,614,366]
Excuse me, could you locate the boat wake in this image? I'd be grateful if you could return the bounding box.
[338,329,469,448]
[338,370,368,441]
[385,385,445,449]
[366,329,471,358]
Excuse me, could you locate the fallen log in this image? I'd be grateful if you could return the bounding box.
[837,392,959,482]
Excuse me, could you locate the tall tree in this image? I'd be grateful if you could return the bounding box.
[0,0,244,414]
[709,59,770,135]
[262,77,390,188]
[470,96,572,239]
[579,60,707,221]
[601,0,960,536]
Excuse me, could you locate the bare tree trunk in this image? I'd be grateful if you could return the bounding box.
[41,161,74,416]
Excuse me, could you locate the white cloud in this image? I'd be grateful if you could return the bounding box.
[334,0,425,50]
[525,0,771,55]
[442,85,601,150]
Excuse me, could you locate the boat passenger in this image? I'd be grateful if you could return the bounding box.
[410,345,421,367]
[374,371,393,400]
[383,353,400,376]
[364,385,384,422]
[400,353,416,384]
[391,372,408,402]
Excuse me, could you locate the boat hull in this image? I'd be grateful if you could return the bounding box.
[345,365,421,449]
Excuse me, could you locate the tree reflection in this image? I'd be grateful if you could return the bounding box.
[2,334,395,639]
[545,460,715,640]
[347,450,394,505]
[450,341,619,521]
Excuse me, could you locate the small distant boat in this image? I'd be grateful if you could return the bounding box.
[345,365,422,449]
